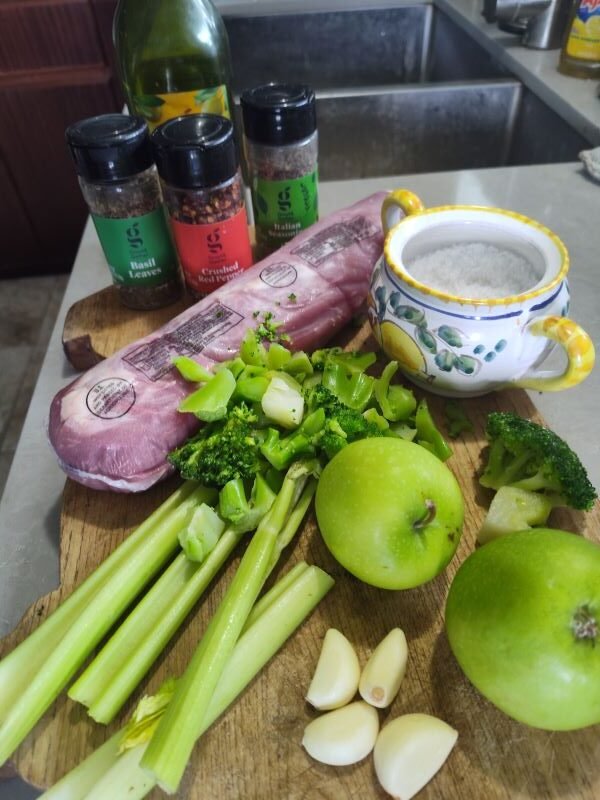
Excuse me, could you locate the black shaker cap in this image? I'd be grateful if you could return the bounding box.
[65,114,153,183]
[240,83,316,146]
[151,114,238,189]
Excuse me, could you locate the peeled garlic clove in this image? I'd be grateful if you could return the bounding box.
[374,713,458,799]
[306,628,360,710]
[359,628,408,708]
[302,701,379,766]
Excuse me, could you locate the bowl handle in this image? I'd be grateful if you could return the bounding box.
[513,316,595,391]
[381,189,425,235]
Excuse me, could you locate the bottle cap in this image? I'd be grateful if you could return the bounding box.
[151,114,238,189]
[240,83,317,146]
[65,114,153,183]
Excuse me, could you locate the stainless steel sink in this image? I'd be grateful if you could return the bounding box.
[224,4,592,180]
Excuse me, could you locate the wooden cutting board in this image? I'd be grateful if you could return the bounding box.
[2,291,600,799]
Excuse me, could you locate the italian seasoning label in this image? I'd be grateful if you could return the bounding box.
[133,85,230,131]
[92,208,177,288]
[252,171,318,251]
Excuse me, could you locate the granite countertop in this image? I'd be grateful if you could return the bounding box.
[1,2,599,797]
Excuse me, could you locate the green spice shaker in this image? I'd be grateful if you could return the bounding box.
[66,114,181,310]
[241,83,318,258]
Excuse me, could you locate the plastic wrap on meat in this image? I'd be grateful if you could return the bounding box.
[48,191,388,492]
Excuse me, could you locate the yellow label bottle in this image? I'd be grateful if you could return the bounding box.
[558,0,600,78]
[114,0,234,130]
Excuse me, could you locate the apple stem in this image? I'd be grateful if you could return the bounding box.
[571,605,598,643]
[413,500,436,531]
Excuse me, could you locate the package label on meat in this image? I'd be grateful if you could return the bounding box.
[291,215,379,266]
[86,378,136,419]
[123,302,244,381]
[259,263,298,288]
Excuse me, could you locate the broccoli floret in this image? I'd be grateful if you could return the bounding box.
[168,404,264,487]
[480,411,597,511]
[307,384,383,459]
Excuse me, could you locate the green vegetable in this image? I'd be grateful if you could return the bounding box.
[172,356,212,383]
[219,477,251,523]
[0,482,216,765]
[168,404,264,487]
[141,460,318,792]
[374,361,417,422]
[477,486,554,544]
[240,327,268,365]
[322,361,374,410]
[415,399,453,462]
[308,384,383,459]
[70,475,278,724]
[266,341,292,371]
[480,411,597,510]
[178,503,225,562]
[178,368,236,421]
[260,426,316,471]
[45,563,333,799]
[261,372,305,429]
[169,332,451,482]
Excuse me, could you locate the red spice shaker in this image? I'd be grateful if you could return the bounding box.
[151,114,253,299]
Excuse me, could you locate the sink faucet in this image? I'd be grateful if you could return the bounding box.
[485,0,573,49]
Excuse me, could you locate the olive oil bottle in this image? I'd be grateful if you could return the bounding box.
[113,0,234,129]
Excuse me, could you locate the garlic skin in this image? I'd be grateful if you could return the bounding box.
[306,628,360,710]
[302,701,380,766]
[373,713,458,799]
[359,628,408,708]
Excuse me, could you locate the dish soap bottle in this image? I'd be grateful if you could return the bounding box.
[113,0,234,129]
[558,0,600,79]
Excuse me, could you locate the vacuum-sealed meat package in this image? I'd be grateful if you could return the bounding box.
[48,191,387,492]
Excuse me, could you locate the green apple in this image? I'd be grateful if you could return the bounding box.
[445,528,600,730]
[315,438,464,590]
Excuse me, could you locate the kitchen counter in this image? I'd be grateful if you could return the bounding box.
[1,3,599,797]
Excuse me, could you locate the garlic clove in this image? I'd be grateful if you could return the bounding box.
[302,701,380,766]
[306,628,360,710]
[359,628,408,708]
[373,713,458,799]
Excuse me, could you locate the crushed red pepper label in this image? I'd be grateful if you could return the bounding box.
[170,207,253,296]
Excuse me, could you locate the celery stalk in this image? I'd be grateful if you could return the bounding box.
[0,484,216,765]
[69,528,242,724]
[42,562,332,800]
[242,561,308,633]
[199,564,334,735]
[0,480,198,723]
[265,478,317,574]
[141,465,311,793]
[74,477,314,724]
[40,732,122,800]
[85,744,154,800]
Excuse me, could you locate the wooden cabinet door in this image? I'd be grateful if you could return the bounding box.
[0,1,122,278]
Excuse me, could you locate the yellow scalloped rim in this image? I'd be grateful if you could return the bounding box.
[383,205,569,307]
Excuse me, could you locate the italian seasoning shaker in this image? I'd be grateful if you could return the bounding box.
[241,83,318,258]
[65,114,181,310]
[151,114,253,299]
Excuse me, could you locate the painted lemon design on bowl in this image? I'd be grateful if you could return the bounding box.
[380,321,427,375]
